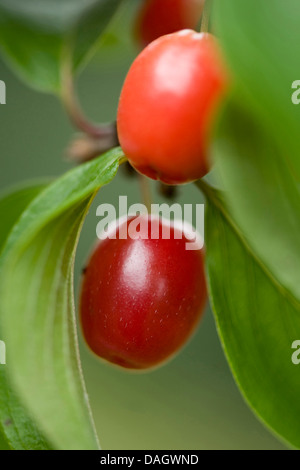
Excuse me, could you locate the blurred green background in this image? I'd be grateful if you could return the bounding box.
[0,5,287,450]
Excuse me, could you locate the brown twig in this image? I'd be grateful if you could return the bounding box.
[201,0,212,33]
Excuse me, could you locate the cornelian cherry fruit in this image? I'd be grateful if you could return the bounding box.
[117,30,229,185]
[80,216,207,370]
[135,0,204,46]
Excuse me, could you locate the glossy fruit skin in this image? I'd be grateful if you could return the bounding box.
[135,0,204,47]
[117,30,228,185]
[80,216,207,370]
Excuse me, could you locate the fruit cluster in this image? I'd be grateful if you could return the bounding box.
[80,0,229,370]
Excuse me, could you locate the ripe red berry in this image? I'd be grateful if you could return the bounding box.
[80,216,207,370]
[117,30,229,185]
[135,0,204,46]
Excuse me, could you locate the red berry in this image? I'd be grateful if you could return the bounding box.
[135,0,204,47]
[80,216,207,370]
[117,30,229,185]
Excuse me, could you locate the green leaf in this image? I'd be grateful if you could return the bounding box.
[0,148,123,449]
[212,1,300,304]
[0,0,123,92]
[200,182,300,449]
[0,182,49,254]
[203,0,300,448]
[0,182,52,450]
[213,102,300,305]
[214,0,300,178]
